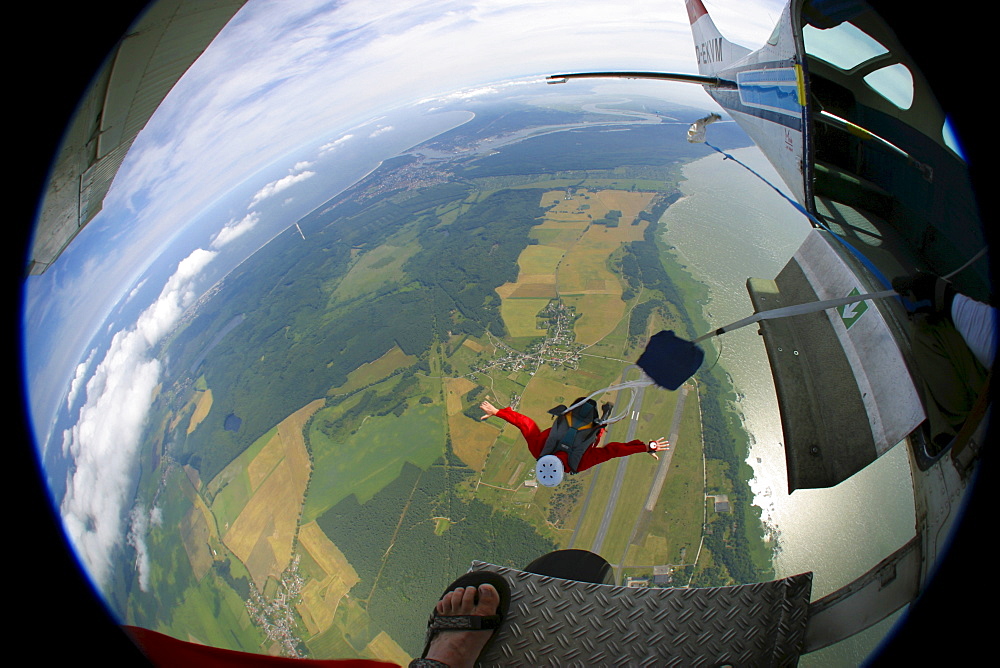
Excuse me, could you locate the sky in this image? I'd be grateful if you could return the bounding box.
[21,0,785,593]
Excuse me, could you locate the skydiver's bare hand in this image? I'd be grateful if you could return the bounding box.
[648,437,670,459]
[480,401,500,420]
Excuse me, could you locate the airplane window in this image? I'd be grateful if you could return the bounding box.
[767,21,781,46]
[802,22,888,70]
[863,63,914,109]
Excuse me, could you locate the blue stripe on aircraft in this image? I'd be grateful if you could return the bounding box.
[737,68,801,117]
[708,89,803,131]
[709,62,804,131]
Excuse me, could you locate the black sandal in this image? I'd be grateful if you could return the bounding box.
[409,571,510,668]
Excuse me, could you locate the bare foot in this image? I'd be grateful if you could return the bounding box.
[423,584,500,668]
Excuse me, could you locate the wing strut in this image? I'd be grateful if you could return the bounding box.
[546,71,735,88]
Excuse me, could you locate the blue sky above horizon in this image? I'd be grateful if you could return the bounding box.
[22,0,785,593]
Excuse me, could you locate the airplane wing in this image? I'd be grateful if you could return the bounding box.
[27,0,248,276]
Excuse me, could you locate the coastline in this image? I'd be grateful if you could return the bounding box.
[654,200,777,582]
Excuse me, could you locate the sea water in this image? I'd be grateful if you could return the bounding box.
[659,145,915,664]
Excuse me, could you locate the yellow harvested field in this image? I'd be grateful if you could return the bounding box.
[223,401,322,590]
[462,338,485,353]
[516,273,556,284]
[181,491,214,581]
[496,247,562,306]
[509,283,557,299]
[518,244,565,275]
[285,399,327,439]
[501,299,549,338]
[296,522,359,637]
[558,250,616,293]
[594,190,655,217]
[444,377,476,416]
[449,412,498,471]
[498,189,651,346]
[248,430,285,491]
[168,408,186,433]
[532,228,586,250]
[545,211,590,224]
[365,631,412,667]
[565,294,626,345]
[187,389,213,434]
[183,464,202,491]
[495,282,516,300]
[534,212,589,229]
[298,522,357,582]
[444,378,497,470]
[578,219,649,247]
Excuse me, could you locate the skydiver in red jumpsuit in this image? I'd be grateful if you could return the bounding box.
[479,400,669,473]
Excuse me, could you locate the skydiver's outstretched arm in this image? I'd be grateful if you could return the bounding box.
[483,403,548,458]
[575,436,669,472]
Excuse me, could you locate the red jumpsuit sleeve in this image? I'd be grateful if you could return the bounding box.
[576,438,649,472]
[496,407,547,458]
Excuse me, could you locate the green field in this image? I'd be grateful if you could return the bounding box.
[304,391,446,521]
[330,228,421,304]
[158,569,260,648]
[126,466,265,652]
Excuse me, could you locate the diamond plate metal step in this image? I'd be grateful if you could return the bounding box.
[469,562,813,667]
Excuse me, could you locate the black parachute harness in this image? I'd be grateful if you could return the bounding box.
[538,399,615,474]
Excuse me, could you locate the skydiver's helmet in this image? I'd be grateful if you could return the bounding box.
[536,455,564,487]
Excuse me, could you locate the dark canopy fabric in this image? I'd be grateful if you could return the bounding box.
[636,330,705,390]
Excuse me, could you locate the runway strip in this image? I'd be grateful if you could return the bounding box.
[614,384,691,581]
[645,384,689,512]
[591,366,645,554]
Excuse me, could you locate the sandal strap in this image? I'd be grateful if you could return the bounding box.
[409,659,450,668]
[428,614,501,631]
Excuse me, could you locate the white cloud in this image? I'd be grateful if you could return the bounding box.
[248,170,316,208]
[212,211,261,248]
[60,247,216,589]
[66,348,96,412]
[127,505,153,592]
[369,125,394,138]
[320,134,354,153]
[126,278,148,303]
[417,76,543,105]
